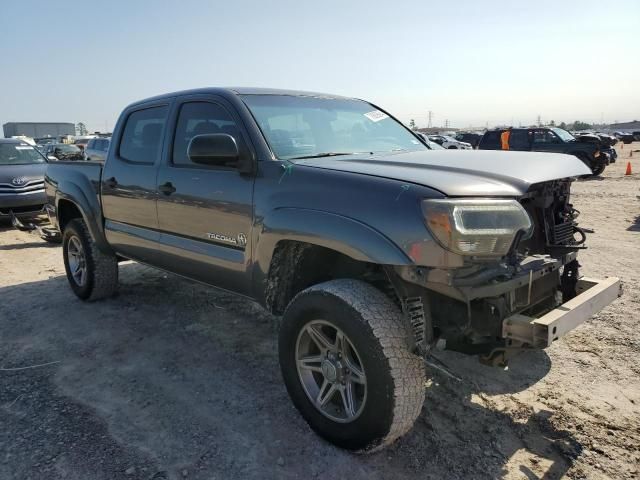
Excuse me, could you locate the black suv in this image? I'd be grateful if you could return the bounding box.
[478,127,607,175]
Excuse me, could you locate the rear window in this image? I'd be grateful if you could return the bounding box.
[119,106,168,164]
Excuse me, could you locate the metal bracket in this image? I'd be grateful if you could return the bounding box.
[503,276,622,348]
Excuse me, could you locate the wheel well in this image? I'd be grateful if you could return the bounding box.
[265,240,398,315]
[57,200,83,232]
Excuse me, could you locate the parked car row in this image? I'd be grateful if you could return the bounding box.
[478,127,612,175]
[34,137,111,162]
[427,134,473,150]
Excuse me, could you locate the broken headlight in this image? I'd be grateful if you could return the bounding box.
[421,199,532,256]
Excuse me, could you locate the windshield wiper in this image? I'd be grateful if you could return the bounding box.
[288,152,359,160]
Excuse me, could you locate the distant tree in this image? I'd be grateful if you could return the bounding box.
[572,120,591,131]
[559,121,567,130]
[549,120,556,127]
[76,122,88,136]
[409,119,416,130]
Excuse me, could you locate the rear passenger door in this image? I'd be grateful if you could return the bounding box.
[101,102,171,263]
[154,95,255,295]
[508,130,531,151]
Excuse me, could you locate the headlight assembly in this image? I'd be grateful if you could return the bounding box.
[421,199,532,256]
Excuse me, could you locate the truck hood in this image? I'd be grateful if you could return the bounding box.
[0,163,47,184]
[296,150,591,196]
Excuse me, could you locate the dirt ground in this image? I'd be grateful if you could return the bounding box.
[1,144,639,480]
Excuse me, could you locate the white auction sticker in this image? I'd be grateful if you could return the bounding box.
[364,110,389,122]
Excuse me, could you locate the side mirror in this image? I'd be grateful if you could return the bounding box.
[187,133,253,174]
[188,133,239,166]
[47,155,58,161]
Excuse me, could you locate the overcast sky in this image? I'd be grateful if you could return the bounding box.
[1,0,638,133]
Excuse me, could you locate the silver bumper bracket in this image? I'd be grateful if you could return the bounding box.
[503,276,622,348]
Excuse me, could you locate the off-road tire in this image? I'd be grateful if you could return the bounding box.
[62,218,118,301]
[279,279,425,451]
[591,163,605,176]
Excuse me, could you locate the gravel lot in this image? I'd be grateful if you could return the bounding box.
[1,144,638,480]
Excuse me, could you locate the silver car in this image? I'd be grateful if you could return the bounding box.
[84,137,110,162]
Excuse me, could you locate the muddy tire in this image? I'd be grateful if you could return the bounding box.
[62,218,118,301]
[591,163,605,176]
[279,279,425,451]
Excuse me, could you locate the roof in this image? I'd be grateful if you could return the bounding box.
[127,87,352,108]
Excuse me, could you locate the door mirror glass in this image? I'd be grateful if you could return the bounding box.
[188,133,239,167]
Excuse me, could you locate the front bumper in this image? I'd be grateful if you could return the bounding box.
[502,276,621,348]
[0,189,47,217]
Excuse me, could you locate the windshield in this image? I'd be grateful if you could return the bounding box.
[551,127,575,142]
[0,143,46,165]
[241,95,427,160]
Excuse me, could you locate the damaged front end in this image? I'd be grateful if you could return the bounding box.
[392,179,621,366]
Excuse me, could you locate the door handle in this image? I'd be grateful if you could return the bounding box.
[104,177,118,188]
[159,182,176,195]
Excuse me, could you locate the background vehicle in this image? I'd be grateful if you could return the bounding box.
[0,139,47,222]
[573,132,617,163]
[428,134,472,149]
[45,88,619,451]
[73,136,96,151]
[478,127,607,175]
[454,131,483,148]
[84,137,110,162]
[415,132,446,149]
[43,143,85,161]
[614,131,634,144]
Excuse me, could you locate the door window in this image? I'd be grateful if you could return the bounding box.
[172,102,239,166]
[532,130,560,144]
[509,130,531,150]
[119,106,169,164]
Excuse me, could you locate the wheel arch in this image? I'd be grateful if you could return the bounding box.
[55,185,112,253]
[253,208,410,314]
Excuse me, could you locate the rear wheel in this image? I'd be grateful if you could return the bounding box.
[279,279,425,451]
[62,218,118,301]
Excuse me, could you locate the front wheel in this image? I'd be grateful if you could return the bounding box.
[62,218,118,301]
[279,279,425,451]
[591,163,605,176]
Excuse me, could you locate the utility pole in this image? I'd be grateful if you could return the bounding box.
[444,119,449,129]
[537,115,542,127]
[427,111,433,128]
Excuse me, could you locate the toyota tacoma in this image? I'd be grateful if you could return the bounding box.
[45,88,621,451]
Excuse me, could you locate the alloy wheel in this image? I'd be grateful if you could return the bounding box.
[295,320,367,423]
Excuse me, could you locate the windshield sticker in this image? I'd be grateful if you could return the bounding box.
[16,146,34,150]
[364,110,389,122]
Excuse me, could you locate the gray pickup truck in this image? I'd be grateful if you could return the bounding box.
[45,88,621,451]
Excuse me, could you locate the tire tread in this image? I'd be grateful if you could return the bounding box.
[297,279,425,450]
